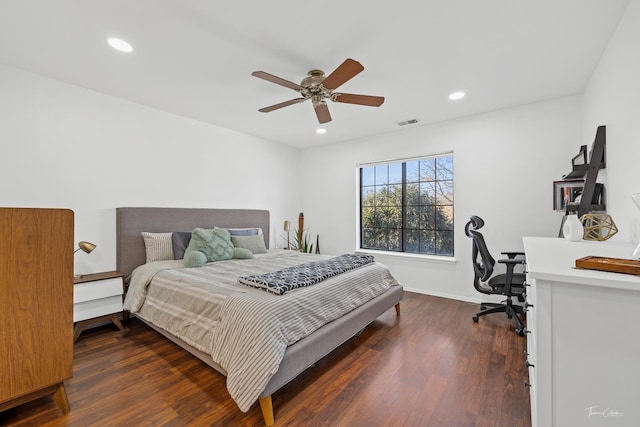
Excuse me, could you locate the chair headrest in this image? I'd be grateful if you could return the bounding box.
[465,215,485,237]
[469,215,484,229]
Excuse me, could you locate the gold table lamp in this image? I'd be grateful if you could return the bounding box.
[74,241,96,254]
[283,221,290,250]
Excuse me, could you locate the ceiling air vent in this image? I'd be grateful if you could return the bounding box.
[397,118,419,127]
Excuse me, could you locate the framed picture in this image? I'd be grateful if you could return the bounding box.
[554,180,584,211]
[571,145,588,167]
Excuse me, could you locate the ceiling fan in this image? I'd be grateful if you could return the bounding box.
[251,58,384,124]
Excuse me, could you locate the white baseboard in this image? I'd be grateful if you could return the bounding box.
[402,286,483,304]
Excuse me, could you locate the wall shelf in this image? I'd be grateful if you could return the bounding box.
[561,125,606,217]
[562,162,606,180]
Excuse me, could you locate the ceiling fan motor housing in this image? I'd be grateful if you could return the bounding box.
[300,70,334,106]
[300,69,325,88]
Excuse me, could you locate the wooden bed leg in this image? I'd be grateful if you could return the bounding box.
[395,303,401,316]
[258,395,274,426]
[51,383,70,414]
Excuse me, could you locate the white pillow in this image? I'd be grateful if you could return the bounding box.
[215,226,263,236]
[231,234,268,254]
[141,232,174,263]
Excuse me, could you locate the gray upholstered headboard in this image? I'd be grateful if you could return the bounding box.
[116,207,270,277]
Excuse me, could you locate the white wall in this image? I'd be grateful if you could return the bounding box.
[0,64,301,275]
[582,0,640,243]
[300,97,582,301]
[3,0,636,298]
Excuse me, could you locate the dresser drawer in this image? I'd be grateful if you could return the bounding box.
[74,295,123,322]
[74,277,123,303]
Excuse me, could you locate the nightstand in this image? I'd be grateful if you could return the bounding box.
[73,271,126,342]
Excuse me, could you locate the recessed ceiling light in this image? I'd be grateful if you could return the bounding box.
[448,91,465,101]
[315,128,327,134]
[107,37,133,53]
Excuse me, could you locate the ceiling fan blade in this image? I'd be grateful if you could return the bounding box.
[314,102,332,124]
[321,58,364,90]
[334,93,385,107]
[252,71,304,91]
[258,98,306,112]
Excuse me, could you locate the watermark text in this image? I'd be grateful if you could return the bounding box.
[586,406,624,418]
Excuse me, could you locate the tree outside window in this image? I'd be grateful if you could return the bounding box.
[360,154,454,256]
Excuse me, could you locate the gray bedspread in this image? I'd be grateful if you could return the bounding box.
[123,250,400,412]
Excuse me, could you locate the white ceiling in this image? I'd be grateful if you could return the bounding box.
[0,1,630,149]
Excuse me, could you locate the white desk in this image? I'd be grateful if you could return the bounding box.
[523,237,640,427]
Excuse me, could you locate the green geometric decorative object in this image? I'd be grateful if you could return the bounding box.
[580,213,618,241]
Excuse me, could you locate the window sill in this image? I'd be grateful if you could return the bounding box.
[355,248,457,264]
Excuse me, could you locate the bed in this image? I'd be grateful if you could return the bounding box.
[116,207,403,425]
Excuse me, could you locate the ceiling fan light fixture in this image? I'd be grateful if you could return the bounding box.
[448,91,466,101]
[107,37,133,53]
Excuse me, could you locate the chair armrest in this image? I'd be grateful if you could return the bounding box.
[501,251,525,259]
[499,258,526,295]
[498,258,526,265]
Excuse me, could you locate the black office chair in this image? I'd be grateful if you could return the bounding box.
[465,216,527,335]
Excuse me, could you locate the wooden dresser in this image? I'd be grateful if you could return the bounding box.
[0,208,74,414]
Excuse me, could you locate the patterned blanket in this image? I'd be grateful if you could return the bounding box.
[237,253,374,295]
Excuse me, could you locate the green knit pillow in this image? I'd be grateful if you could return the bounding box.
[183,228,253,268]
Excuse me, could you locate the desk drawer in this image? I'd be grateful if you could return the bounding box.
[74,278,122,303]
[74,295,123,322]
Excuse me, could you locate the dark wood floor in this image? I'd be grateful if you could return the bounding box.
[1,292,531,427]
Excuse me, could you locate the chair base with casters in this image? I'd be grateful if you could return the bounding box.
[465,216,528,336]
[473,297,527,336]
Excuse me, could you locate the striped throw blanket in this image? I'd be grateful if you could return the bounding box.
[238,253,374,295]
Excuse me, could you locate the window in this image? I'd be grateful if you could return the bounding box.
[359,153,454,256]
